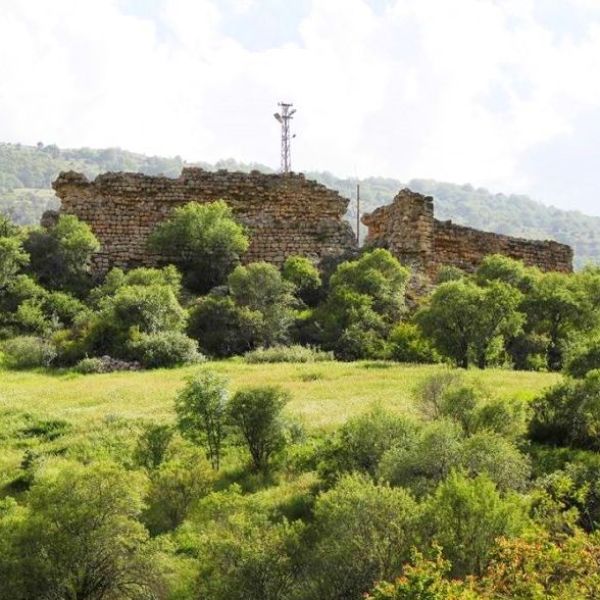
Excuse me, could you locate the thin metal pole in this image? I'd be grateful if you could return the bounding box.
[356,182,360,245]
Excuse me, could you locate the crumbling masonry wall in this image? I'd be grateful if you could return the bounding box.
[52,168,357,273]
[362,189,573,278]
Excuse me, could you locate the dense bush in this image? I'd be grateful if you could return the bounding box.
[134,423,174,471]
[529,371,600,450]
[127,331,203,368]
[0,462,163,599]
[227,385,290,472]
[305,474,419,600]
[424,472,528,577]
[318,407,418,483]
[2,336,56,369]
[142,454,214,534]
[148,200,249,293]
[388,322,440,363]
[187,294,260,358]
[24,215,99,294]
[243,345,333,364]
[228,262,296,347]
[315,249,409,359]
[565,335,600,378]
[281,255,322,307]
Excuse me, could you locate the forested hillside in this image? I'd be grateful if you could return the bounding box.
[1,142,598,267]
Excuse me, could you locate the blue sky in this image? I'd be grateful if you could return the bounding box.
[1,0,600,215]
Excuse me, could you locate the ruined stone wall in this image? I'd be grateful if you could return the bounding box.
[362,189,573,278]
[433,220,573,274]
[52,168,357,273]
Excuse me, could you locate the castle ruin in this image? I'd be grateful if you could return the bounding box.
[52,168,357,273]
[361,189,573,277]
[50,169,573,281]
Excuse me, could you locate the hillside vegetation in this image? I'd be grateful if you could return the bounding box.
[3,190,600,597]
[1,141,598,267]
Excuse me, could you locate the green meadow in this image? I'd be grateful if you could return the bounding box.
[0,361,560,485]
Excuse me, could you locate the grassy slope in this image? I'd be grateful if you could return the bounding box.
[0,361,560,430]
[0,361,560,486]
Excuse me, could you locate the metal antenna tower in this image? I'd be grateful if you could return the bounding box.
[273,102,296,173]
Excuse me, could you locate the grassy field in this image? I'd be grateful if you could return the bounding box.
[0,361,561,485]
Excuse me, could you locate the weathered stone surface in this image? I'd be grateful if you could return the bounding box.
[362,189,573,279]
[50,171,573,286]
[51,168,358,274]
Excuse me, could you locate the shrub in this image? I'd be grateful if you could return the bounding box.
[109,284,186,334]
[529,371,600,450]
[379,419,464,496]
[127,331,204,368]
[424,472,528,577]
[187,295,260,358]
[0,462,162,599]
[460,431,531,492]
[388,322,440,363]
[318,407,419,483]
[2,336,56,369]
[227,385,290,472]
[148,200,249,293]
[142,454,215,534]
[194,507,304,600]
[133,423,174,470]
[565,335,600,378]
[243,344,333,364]
[228,262,295,347]
[24,214,100,294]
[282,255,322,306]
[315,249,410,359]
[306,474,419,600]
[176,371,229,470]
[74,357,105,374]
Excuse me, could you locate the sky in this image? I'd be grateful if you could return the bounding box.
[1,0,600,214]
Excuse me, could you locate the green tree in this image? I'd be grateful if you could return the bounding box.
[306,474,419,600]
[142,454,214,534]
[0,236,29,292]
[195,510,303,600]
[85,283,187,358]
[281,255,322,307]
[24,214,99,294]
[529,370,600,451]
[328,248,409,320]
[475,254,537,292]
[316,249,409,359]
[424,472,527,577]
[187,294,261,357]
[524,272,584,371]
[318,407,418,483]
[148,200,249,293]
[227,385,290,472]
[228,262,295,347]
[417,280,481,368]
[418,279,523,368]
[175,370,229,469]
[133,423,173,470]
[0,462,163,600]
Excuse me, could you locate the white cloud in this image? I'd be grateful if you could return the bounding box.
[1,0,600,212]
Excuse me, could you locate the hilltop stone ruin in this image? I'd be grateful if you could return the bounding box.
[52,168,357,274]
[50,169,573,282]
[361,189,573,278]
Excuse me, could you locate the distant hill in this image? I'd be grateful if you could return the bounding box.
[1,142,598,268]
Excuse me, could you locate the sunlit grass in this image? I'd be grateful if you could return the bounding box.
[0,361,561,485]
